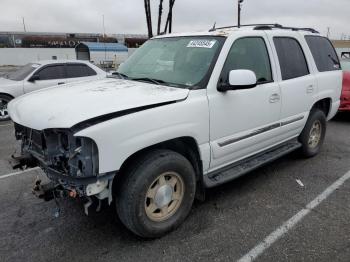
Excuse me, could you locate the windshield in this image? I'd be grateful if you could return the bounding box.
[118,36,225,88]
[5,63,40,81]
[341,60,350,72]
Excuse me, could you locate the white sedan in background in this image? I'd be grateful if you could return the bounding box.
[0,60,106,121]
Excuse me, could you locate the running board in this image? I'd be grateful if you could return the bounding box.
[204,139,302,188]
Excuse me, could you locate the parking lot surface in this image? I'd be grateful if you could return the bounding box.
[0,114,350,262]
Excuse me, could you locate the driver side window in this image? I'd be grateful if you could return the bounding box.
[220,37,273,85]
[37,65,66,80]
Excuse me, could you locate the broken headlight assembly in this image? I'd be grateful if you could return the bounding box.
[14,123,99,180]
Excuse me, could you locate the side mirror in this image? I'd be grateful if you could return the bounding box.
[218,69,257,92]
[28,74,40,82]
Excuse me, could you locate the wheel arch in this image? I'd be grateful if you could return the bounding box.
[113,136,205,200]
[311,97,332,118]
[0,93,14,99]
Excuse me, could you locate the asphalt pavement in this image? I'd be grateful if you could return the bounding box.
[0,115,350,262]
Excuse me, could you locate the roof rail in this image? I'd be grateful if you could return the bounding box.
[208,23,319,34]
[209,23,283,32]
[254,25,319,34]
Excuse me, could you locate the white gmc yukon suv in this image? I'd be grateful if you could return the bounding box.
[8,24,342,238]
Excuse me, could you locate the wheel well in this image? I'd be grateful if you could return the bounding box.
[113,137,204,199]
[0,93,14,99]
[312,98,331,117]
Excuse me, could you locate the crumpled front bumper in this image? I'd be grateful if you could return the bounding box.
[13,123,116,199]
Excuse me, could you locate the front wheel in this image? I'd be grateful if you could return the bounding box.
[116,150,196,238]
[298,109,326,158]
[0,94,12,122]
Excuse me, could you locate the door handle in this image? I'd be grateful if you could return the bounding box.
[58,82,65,85]
[306,85,314,93]
[269,93,280,103]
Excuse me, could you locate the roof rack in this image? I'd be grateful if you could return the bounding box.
[209,23,319,34]
[254,24,319,34]
[209,23,282,32]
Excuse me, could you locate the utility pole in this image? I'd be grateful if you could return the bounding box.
[102,15,106,38]
[238,0,244,28]
[22,17,27,32]
[327,27,330,38]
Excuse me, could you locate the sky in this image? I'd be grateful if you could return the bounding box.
[0,0,349,40]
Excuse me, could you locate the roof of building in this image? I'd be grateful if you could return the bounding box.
[77,42,128,52]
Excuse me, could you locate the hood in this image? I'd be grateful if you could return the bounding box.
[0,77,18,87]
[8,78,189,130]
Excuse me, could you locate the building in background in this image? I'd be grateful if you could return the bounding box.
[0,31,147,48]
[76,42,128,68]
[332,40,350,59]
[0,31,147,66]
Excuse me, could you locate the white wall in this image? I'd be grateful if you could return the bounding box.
[0,48,76,65]
[0,48,137,66]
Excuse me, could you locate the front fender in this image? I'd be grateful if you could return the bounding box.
[0,84,23,98]
[75,90,210,174]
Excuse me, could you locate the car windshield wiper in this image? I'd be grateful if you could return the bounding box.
[111,72,130,79]
[131,77,167,85]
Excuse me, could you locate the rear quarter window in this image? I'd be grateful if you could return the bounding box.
[305,36,341,72]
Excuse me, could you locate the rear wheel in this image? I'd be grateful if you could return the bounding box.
[116,150,196,238]
[0,94,12,122]
[298,109,326,158]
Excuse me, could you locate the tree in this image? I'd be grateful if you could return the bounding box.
[144,0,176,38]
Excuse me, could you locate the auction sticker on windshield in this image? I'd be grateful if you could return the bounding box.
[187,40,217,48]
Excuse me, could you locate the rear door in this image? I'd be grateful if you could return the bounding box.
[304,35,343,117]
[266,32,318,137]
[24,64,67,93]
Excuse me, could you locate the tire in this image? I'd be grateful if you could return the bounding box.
[116,149,196,238]
[298,109,326,158]
[0,94,12,122]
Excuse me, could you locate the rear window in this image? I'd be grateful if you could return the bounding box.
[273,37,309,80]
[305,36,340,72]
[6,63,39,81]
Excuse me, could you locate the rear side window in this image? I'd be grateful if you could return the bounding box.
[273,37,309,80]
[221,37,273,84]
[66,64,97,78]
[37,65,66,80]
[305,36,341,72]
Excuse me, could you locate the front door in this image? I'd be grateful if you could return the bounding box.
[24,64,67,94]
[207,33,282,171]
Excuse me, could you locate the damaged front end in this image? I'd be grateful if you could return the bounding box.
[13,123,115,213]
